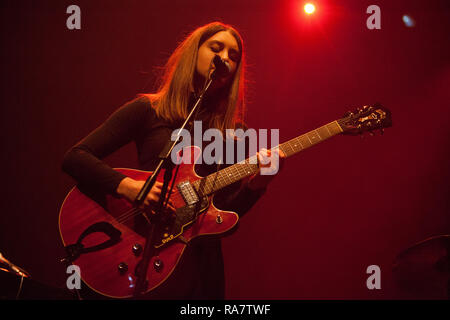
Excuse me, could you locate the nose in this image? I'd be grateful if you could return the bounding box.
[219,52,235,74]
[219,50,230,63]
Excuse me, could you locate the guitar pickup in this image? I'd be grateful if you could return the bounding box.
[177,181,199,206]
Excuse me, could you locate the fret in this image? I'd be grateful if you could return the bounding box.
[327,121,343,134]
[314,129,322,139]
[299,135,312,149]
[238,163,247,177]
[224,170,233,182]
[282,141,295,154]
[233,164,244,180]
[218,176,227,188]
[195,161,256,196]
[317,126,330,141]
[222,169,233,184]
[335,120,344,133]
[278,144,290,157]
[325,123,332,135]
[290,141,298,152]
[292,138,304,150]
[195,178,207,195]
[194,119,345,197]
[280,139,297,157]
[307,130,321,145]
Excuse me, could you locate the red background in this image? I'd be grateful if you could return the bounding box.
[1,0,449,299]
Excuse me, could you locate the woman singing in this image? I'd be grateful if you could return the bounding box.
[62,21,284,299]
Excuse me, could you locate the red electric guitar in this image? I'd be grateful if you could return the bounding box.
[58,104,392,298]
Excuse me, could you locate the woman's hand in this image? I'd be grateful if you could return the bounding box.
[248,148,286,190]
[116,177,176,213]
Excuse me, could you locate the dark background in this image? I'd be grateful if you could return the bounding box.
[0,0,449,299]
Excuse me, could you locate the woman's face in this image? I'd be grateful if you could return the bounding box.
[196,30,240,87]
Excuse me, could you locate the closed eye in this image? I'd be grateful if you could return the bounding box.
[208,40,240,62]
[210,45,221,53]
[228,50,239,62]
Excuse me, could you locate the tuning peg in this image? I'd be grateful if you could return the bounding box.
[369,131,374,136]
[380,128,384,135]
[343,111,353,118]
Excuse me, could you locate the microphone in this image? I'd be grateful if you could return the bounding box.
[0,252,31,278]
[211,55,231,79]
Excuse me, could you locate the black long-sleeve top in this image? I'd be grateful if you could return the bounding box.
[62,95,265,299]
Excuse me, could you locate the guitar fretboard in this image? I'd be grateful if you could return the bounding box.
[192,120,344,197]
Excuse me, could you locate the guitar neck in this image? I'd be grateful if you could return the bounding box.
[193,120,344,197]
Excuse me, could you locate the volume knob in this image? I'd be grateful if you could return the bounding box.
[118,262,128,275]
[132,243,143,256]
[153,259,164,272]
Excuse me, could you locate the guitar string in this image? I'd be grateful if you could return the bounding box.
[112,167,225,225]
[107,121,353,225]
[112,163,243,225]
[114,188,184,225]
[111,159,259,226]
[111,148,304,225]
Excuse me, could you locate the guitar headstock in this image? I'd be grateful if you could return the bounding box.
[339,104,392,135]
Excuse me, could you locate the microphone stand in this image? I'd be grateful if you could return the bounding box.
[133,70,220,298]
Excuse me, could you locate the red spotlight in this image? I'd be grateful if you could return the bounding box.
[304,3,316,15]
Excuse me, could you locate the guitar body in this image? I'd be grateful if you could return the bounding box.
[58,146,239,298]
[59,104,392,298]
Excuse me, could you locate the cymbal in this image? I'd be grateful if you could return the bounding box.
[393,235,450,299]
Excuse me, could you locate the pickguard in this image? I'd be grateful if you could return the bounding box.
[154,196,210,248]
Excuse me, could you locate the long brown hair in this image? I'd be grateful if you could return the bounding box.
[145,22,246,133]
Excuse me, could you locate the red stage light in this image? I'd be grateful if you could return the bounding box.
[304,3,316,15]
